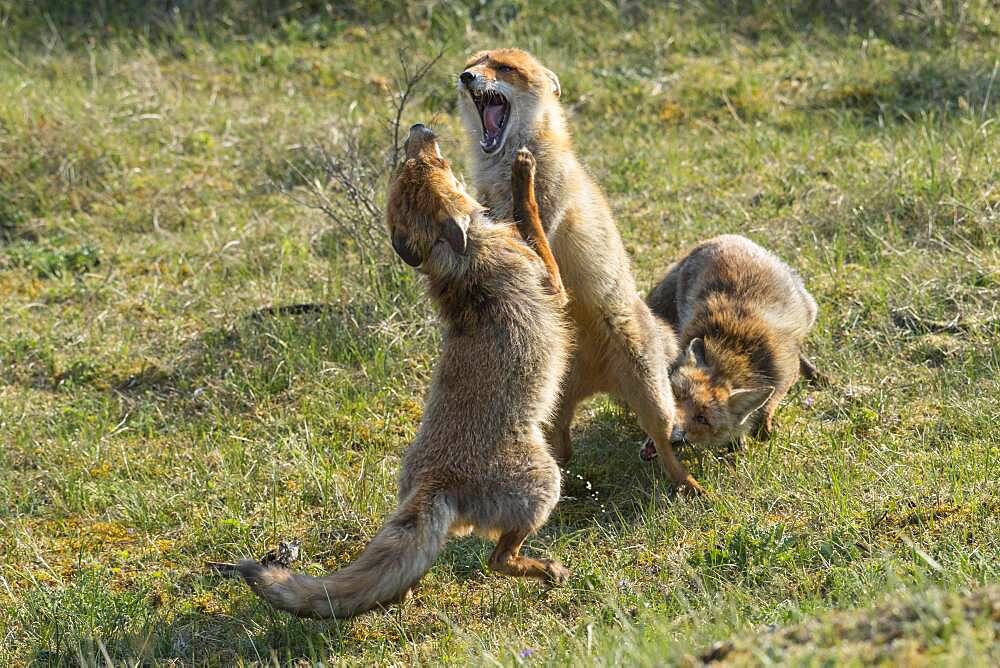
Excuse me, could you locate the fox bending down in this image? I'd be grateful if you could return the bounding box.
[457,48,701,494]
[234,126,570,618]
[645,234,819,449]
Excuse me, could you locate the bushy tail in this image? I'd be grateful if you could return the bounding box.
[237,489,454,618]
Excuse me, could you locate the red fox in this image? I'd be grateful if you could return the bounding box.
[644,234,819,451]
[232,126,571,618]
[457,48,702,495]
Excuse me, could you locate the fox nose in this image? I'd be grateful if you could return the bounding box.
[404,123,436,158]
[459,71,475,88]
[407,123,435,138]
[409,123,434,137]
[671,425,686,445]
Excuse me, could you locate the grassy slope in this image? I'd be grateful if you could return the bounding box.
[1,1,998,665]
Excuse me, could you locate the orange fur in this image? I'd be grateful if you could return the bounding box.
[458,49,702,494]
[512,149,564,295]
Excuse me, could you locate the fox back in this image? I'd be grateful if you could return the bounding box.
[650,235,817,446]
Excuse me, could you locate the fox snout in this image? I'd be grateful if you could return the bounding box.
[459,69,493,94]
[404,123,439,159]
[458,70,492,93]
[671,424,686,444]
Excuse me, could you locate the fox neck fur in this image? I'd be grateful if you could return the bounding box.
[464,97,575,234]
[420,213,562,335]
[684,293,784,390]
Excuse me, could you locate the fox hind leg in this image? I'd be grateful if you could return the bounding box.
[545,356,598,465]
[488,529,569,584]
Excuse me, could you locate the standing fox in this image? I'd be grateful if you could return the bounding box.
[231,126,571,618]
[457,48,702,495]
[643,234,819,450]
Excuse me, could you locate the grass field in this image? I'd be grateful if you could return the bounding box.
[1,1,999,665]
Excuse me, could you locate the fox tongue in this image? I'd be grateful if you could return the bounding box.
[483,102,504,137]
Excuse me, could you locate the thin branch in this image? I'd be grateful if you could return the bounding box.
[267,47,445,287]
[390,48,445,171]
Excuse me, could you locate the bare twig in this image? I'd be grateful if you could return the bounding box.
[390,48,445,171]
[269,48,445,282]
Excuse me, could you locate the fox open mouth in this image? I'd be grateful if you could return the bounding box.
[470,89,510,154]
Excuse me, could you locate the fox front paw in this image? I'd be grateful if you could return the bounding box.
[679,477,707,497]
[513,147,536,178]
[639,437,658,461]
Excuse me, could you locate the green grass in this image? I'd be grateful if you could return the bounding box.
[1,1,999,665]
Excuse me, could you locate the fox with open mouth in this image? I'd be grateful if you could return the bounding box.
[457,49,703,495]
[456,50,562,157]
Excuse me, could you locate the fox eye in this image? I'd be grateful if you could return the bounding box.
[695,415,709,426]
[496,64,514,73]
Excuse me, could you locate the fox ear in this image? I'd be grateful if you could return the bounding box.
[729,387,774,424]
[391,229,423,267]
[441,215,469,256]
[686,338,707,367]
[542,67,561,98]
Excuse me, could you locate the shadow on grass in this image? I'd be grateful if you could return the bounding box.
[810,60,1000,123]
[5,1,351,46]
[23,563,445,664]
[141,593,464,664]
[0,301,399,399]
[149,606,361,665]
[28,603,363,665]
[0,186,34,244]
[103,298,422,418]
[546,404,715,533]
[13,0,996,50]
[690,0,990,47]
